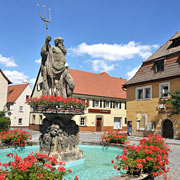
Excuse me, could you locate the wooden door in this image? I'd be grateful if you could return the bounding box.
[162,120,173,139]
[96,117,102,132]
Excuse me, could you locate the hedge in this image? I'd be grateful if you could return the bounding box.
[0,117,11,131]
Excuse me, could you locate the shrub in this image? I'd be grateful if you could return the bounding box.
[0,117,10,131]
[0,129,32,147]
[101,131,128,146]
[0,153,78,180]
[112,134,171,180]
[0,111,5,118]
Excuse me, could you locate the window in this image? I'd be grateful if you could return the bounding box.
[80,117,86,126]
[115,102,119,108]
[114,117,122,129]
[105,101,110,108]
[37,83,43,91]
[18,118,22,125]
[26,95,29,100]
[147,121,155,131]
[137,114,147,130]
[94,100,99,107]
[153,60,164,72]
[159,82,170,98]
[171,38,180,48]
[19,106,23,112]
[136,86,152,100]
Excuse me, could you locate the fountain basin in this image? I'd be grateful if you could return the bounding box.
[0,145,123,180]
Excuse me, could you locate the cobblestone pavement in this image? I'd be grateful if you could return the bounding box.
[26,129,180,180]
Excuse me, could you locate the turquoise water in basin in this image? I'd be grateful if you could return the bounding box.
[0,145,122,180]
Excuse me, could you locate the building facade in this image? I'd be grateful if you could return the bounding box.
[30,69,127,132]
[6,83,32,128]
[0,69,11,111]
[124,31,180,139]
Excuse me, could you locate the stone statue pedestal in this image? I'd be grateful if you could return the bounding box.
[38,111,83,162]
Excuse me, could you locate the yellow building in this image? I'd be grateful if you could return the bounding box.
[30,69,127,132]
[124,31,180,139]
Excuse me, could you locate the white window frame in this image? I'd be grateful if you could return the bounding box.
[94,100,100,107]
[114,117,122,129]
[105,101,110,108]
[159,82,170,98]
[115,102,119,109]
[136,85,152,100]
[19,106,23,112]
[80,117,86,126]
[137,114,147,130]
[147,121,155,131]
[18,118,22,125]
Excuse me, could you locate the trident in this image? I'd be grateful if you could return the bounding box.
[37,4,51,36]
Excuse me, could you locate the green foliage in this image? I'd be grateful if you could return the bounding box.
[0,117,10,131]
[162,91,180,115]
[0,111,5,117]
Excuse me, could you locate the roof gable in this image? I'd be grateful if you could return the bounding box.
[0,69,12,84]
[7,83,29,103]
[124,31,180,87]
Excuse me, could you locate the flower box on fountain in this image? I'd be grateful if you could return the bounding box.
[26,95,87,114]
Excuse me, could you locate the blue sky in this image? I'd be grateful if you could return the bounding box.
[1,0,180,86]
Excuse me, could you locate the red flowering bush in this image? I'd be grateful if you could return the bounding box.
[0,153,78,180]
[26,95,88,110]
[112,134,171,180]
[0,129,32,147]
[101,131,128,145]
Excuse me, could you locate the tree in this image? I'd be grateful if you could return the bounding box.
[162,90,180,115]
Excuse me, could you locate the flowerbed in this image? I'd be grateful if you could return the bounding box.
[101,131,128,145]
[26,96,88,110]
[112,134,171,180]
[0,152,78,180]
[0,129,32,147]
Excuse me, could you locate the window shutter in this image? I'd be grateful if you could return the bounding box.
[100,100,102,108]
[110,101,112,108]
[104,100,106,108]
[92,99,95,107]
[113,101,115,108]
[87,99,89,106]
[119,101,121,109]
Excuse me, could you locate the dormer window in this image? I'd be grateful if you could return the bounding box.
[171,37,180,48]
[153,60,164,72]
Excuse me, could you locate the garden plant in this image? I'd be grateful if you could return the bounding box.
[0,152,79,180]
[112,134,171,180]
[0,129,32,147]
[101,131,128,146]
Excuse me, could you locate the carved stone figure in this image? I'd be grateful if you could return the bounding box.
[39,114,83,162]
[41,36,74,97]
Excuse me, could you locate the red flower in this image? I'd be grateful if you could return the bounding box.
[75,176,79,180]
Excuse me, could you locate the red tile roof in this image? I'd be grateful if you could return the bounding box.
[7,83,29,103]
[69,69,126,99]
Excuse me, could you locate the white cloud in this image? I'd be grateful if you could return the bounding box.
[69,41,159,61]
[4,70,29,84]
[0,54,17,67]
[127,66,141,80]
[30,78,36,85]
[35,58,41,63]
[92,60,115,73]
